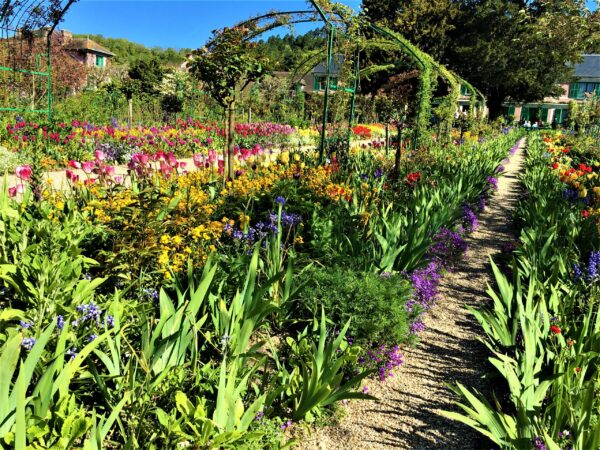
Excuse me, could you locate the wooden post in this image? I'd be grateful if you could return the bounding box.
[227,100,235,180]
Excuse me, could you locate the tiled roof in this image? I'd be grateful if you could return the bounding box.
[574,54,600,79]
[65,38,114,57]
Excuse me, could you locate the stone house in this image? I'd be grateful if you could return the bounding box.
[503,54,600,124]
[61,30,114,69]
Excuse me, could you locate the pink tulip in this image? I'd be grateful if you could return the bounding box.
[179,162,187,169]
[208,150,217,163]
[104,165,116,176]
[94,150,106,161]
[114,176,123,184]
[8,184,25,197]
[69,160,82,169]
[66,170,79,183]
[84,178,96,186]
[82,161,95,174]
[166,152,178,167]
[193,153,205,168]
[15,165,32,181]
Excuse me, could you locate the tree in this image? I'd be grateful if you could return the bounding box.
[159,71,190,122]
[363,0,593,118]
[375,71,419,178]
[362,0,459,60]
[128,58,164,96]
[189,26,268,179]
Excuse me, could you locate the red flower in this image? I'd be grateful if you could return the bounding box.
[581,210,590,219]
[575,367,582,373]
[552,163,559,170]
[550,325,561,335]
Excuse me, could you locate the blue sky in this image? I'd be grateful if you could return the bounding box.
[61,1,361,49]
[61,0,597,50]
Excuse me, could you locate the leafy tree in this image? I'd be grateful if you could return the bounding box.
[128,58,164,96]
[363,0,593,118]
[189,26,268,179]
[375,71,419,178]
[362,0,459,60]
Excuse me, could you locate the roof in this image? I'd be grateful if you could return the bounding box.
[573,54,600,80]
[312,55,344,75]
[65,38,114,57]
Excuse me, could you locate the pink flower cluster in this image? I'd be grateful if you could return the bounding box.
[67,150,121,186]
[128,151,187,179]
[8,164,32,197]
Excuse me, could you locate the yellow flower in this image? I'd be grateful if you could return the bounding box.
[279,151,290,165]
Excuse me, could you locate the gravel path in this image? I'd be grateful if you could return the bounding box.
[298,139,526,449]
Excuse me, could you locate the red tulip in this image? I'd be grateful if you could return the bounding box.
[550,325,561,335]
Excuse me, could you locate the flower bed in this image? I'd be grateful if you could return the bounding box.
[448,132,600,449]
[0,125,521,448]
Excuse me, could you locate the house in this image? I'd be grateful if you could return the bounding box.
[61,30,114,69]
[503,54,600,124]
[302,56,344,93]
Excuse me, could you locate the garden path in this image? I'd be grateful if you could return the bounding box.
[298,139,526,449]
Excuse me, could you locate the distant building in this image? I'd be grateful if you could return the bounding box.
[503,54,600,124]
[302,56,344,93]
[61,30,114,69]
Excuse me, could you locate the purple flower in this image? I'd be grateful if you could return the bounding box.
[478,196,486,212]
[532,436,546,450]
[428,227,468,265]
[56,315,65,330]
[275,196,286,205]
[19,320,34,330]
[462,205,479,233]
[562,189,579,203]
[281,419,293,430]
[487,176,498,191]
[66,347,78,361]
[407,261,442,312]
[21,337,36,351]
[410,317,426,335]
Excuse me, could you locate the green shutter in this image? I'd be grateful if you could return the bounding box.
[96,55,105,68]
[541,108,548,123]
[569,83,581,99]
[313,76,320,91]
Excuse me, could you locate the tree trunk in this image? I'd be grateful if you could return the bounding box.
[393,125,402,180]
[487,91,505,121]
[385,123,389,155]
[227,100,236,180]
[128,98,133,127]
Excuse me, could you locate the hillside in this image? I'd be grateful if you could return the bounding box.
[72,34,191,67]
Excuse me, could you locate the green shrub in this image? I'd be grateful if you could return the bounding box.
[297,266,413,345]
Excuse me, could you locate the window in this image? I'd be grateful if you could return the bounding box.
[460,85,471,96]
[568,82,600,99]
[95,55,105,68]
[504,105,516,117]
[313,75,338,91]
[554,108,566,124]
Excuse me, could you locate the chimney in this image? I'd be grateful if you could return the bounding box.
[61,29,73,43]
